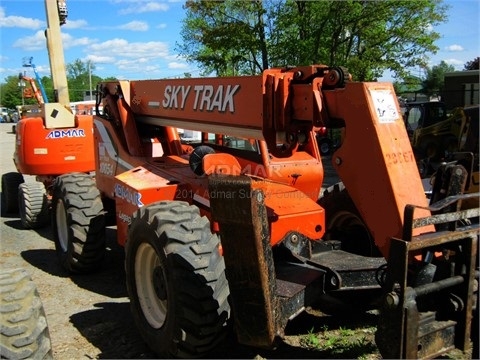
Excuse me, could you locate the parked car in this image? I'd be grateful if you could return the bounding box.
[0,107,10,122]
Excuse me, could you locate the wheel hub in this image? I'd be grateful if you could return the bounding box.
[55,199,69,253]
[135,243,167,329]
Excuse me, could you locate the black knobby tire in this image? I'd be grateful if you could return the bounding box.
[126,201,231,358]
[318,182,381,257]
[0,268,52,360]
[18,182,50,229]
[1,172,24,215]
[51,173,106,273]
[189,145,215,175]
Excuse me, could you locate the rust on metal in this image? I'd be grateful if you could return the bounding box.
[208,174,278,348]
[377,224,478,359]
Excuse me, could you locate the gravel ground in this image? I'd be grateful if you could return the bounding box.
[0,122,383,359]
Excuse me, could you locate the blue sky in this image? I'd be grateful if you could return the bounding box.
[0,0,479,82]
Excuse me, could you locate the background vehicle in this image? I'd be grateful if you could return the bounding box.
[436,104,479,209]
[22,56,49,105]
[316,126,342,155]
[316,126,333,155]
[71,100,98,115]
[403,101,471,176]
[1,0,95,229]
[0,106,11,123]
[10,71,48,135]
[459,105,479,160]
[51,65,479,359]
[19,71,47,106]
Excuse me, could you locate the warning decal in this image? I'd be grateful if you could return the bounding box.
[369,89,399,123]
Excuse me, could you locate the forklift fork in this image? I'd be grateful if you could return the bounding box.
[376,163,479,359]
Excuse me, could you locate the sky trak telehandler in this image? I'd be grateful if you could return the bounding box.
[1,0,95,230]
[49,65,479,358]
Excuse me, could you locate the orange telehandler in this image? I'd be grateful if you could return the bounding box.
[1,0,95,229]
[49,65,479,358]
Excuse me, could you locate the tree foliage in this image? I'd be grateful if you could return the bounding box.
[421,60,455,96]
[464,57,479,70]
[177,0,448,80]
[38,76,53,102]
[393,74,423,96]
[0,76,26,109]
[178,0,270,76]
[0,59,112,108]
[66,59,102,101]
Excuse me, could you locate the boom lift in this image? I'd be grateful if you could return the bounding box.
[11,72,46,135]
[22,57,49,104]
[19,72,46,105]
[51,65,479,358]
[9,61,47,134]
[1,0,95,229]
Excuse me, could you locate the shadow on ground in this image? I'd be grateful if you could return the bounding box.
[21,227,127,299]
[70,302,380,359]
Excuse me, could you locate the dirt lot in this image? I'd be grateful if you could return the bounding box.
[0,121,383,359]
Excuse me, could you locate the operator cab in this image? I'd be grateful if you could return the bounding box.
[404,101,447,135]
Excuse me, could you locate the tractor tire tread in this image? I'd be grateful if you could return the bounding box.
[0,268,52,360]
[52,173,105,273]
[18,182,49,229]
[127,201,230,358]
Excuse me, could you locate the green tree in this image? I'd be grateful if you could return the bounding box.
[66,59,101,101]
[1,59,111,107]
[464,57,479,70]
[0,75,26,109]
[393,75,423,96]
[178,0,270,76]
[38,75,53,102]
[177,0,448,80]
[421,61,455,97]
[0,73,56,108]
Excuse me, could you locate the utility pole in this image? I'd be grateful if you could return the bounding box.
[88,61,92,101]
[18,72,26,106]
